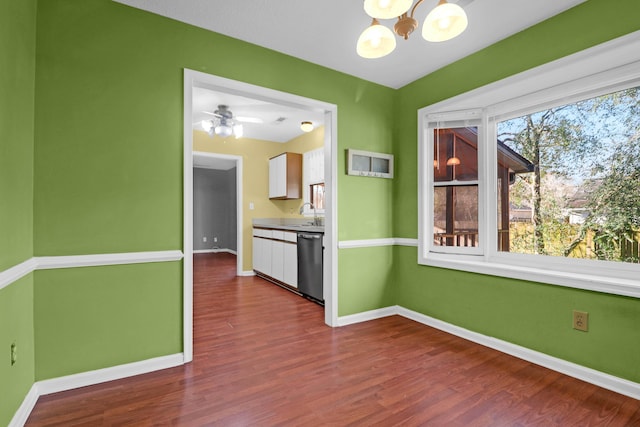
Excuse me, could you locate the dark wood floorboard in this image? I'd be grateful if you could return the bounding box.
[26,253,640,426]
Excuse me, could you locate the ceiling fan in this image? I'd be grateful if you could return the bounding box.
[201,105,263,138]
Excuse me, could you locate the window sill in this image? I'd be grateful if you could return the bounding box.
[419,254,640,299]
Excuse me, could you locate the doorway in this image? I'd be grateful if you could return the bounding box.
[193,152,243,274]
[183,69,338,362]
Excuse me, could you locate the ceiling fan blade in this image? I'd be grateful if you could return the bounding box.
[202,110,222,117]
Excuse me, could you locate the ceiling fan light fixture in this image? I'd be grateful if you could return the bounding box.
[215,123,233,138]
[422,0,468,42]
[300,121,314,132]
[233,124,243,139]
[201,120,214,133]
[364,0,412,19]
[357,18,396,59]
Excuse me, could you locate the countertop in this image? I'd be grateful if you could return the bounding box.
[253,218,324,234]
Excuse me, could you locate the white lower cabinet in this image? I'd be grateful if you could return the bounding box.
[271,240,285,282]
[283,241,298,287]
[253,228,298,288]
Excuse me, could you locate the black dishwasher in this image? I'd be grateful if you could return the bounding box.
[297,232,324,304]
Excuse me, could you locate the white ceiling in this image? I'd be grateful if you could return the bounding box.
[192,87,324,143]
[114,0,586,89]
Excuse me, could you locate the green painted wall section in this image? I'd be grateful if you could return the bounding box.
[392,0,640,384]
[34,262,182,380]
[338,246,395,316]
[0,276,35,427]
[393,247,640,382]
[0,0,36,270]
[0,0,37,424]
[33,0,395,255]
[32,0,395,378]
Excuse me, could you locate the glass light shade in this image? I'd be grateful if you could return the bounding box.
[233,124,243,139]
[201,120,213,132]
[215,124,232,137]
[364,0,412,19]
[300,121,314,132]
[446,156,461,166]
[422,1,468,42]
[357,20,396,59]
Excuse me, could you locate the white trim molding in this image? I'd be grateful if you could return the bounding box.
[8,384,38,427]
[2,251,184,291]
[37,353,184,396]
[9,354,184,427]
[337,305,640,401]
[335,306,397,326]
[338,238,418,249]
[0,258,38,291]
[36,250,183,270]
[396,306,640,401]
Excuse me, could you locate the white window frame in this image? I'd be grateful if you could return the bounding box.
[418,31,640,299]
[424,110,485,256]
[303,147,325,216]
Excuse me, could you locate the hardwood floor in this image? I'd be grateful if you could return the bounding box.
[26,253,640,426]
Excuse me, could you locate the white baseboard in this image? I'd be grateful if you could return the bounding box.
[37,353,184,396]
[338,305,640,401]
[10,353,185,426]
[8,384,39,427]
[239,270,255,277]
[336,306,397,326]
[193,248,237,255]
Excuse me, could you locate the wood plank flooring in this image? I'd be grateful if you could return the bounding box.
[26,253,640,426]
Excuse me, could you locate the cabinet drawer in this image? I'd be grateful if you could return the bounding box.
[272,230,285,240]
[283,231,297,243]
[253,228,273,238]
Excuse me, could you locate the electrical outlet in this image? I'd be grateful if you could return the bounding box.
[203,237,207,242]
[214,237,218,243]
[10,343,17,366]
[573,310,589,332]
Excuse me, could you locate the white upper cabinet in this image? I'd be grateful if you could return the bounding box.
[269,152,302,199]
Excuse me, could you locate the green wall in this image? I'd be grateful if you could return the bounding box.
[31,0,396,381]
[34,263,182,379]
[393,0,640,383]
[4,0,640,422]
[0,0,37,424]
[0,0,36,270]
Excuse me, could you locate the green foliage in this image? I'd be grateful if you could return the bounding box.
[500,86,640,263]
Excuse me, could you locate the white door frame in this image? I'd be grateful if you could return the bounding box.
[192,151,243,273]
[183,69,339,362]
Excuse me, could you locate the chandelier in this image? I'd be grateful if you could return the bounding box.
[357,0,468,59]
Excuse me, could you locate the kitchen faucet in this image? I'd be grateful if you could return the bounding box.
[299,202,321,226]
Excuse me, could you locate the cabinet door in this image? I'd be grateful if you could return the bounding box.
[283,241,298,288]
[271,240,285,282]
[252,237,262,273]
[261,238,272,276]
[269,154,286,198]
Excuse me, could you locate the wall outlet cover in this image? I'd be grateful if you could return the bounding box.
[573,310,589,332]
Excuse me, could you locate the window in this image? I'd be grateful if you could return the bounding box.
[430,123,481,254]
[310,182,325,210]
[497,88,640,264]
[303,148,324,215]
[418,34,640,296]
